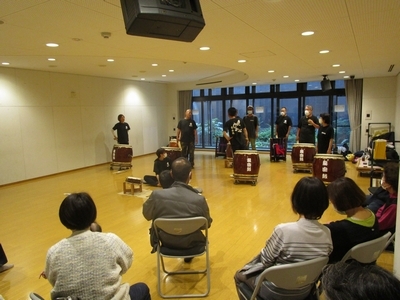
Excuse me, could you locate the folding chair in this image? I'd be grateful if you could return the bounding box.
[153,217,210,298]
[238,256,329,300]
[341,231,392,264]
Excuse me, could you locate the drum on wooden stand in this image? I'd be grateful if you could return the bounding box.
[233,150,260,185]
[313,154,346,184]
[169,139,179,147]
[291,143,316,172]
[110,144,133,170]
[162,147,182,162]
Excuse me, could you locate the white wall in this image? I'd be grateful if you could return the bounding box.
[0,68,169,185]
[361,77,397,149]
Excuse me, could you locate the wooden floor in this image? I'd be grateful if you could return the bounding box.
[0,151,394,300]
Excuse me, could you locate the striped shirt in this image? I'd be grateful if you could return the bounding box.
[261,218,332,268]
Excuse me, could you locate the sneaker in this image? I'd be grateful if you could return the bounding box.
[184,257,193,263]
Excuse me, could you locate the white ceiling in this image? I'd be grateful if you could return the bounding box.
[0,0,399,87]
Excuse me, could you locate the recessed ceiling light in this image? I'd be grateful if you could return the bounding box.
[332,64,340,67]
[46,43,59,47]
[141,78,145,80]
[319,50,330,54]
[2,62,10,65]
[268,70,275,73]
[252,82,257,85]
[151,63,158,66]
[301,31,314,36]
[107,59,114,62]
[162,75,166,77]
[344,75,350,78]
[169,70,174,72]
[238,59,246,63]
[199,46,210,51]
[283,75,289,78]
[294,79,300,82]
[339,71,346,74]
[48,58,56,61]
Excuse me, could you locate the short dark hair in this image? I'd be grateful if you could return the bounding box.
[159,170,174,188]
[384,162,399,192]
[322,261,400,300]
[117,114,124,121]
[228,107,237,117]
[327,177,365,211]
[156,148,166,158]
[291,177,329,220]
[320,113,331,124]
[171,157,191,182]
[59,192,97,230]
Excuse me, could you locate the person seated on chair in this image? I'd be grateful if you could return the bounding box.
[142,157,213,261]
[325,177,382,263]
[365,163,399,213]
[0,243,14,273]
[143,148,172,187]
[234,177,332,300]
[374,162,399,233]
[321,260,400,300]
[41,192,151,300]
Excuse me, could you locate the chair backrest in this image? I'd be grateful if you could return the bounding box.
[153,217,208,237]
[341,231,392,264]
[256,256,329,291]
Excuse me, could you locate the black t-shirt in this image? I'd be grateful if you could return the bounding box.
[153,157,172,175]
[223,117,246,148]
[317,125,334,153]
[112,122,130,144]
[297,115,319,144]
[243,115,259,138]
[275,115,293,138]
[177,119,198,143]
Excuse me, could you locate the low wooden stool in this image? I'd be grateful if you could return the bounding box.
[123,177,143,195]
[225,158,233,168]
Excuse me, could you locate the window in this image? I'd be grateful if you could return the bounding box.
[279,83,297,92]
[255,84,270,93]
[192,80,348,151]
[306,81,322,91]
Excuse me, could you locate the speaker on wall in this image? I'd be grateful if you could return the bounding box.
[120,0,205,42]
[320,75,332,92]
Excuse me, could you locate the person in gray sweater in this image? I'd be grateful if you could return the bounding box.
[43,192,151,300]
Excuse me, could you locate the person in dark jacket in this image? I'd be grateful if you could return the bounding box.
[142,157,212,261]
[325,177,381,263]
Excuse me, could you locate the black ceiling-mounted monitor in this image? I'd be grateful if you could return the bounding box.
[120,0,205,42]
[321,78,332,92]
